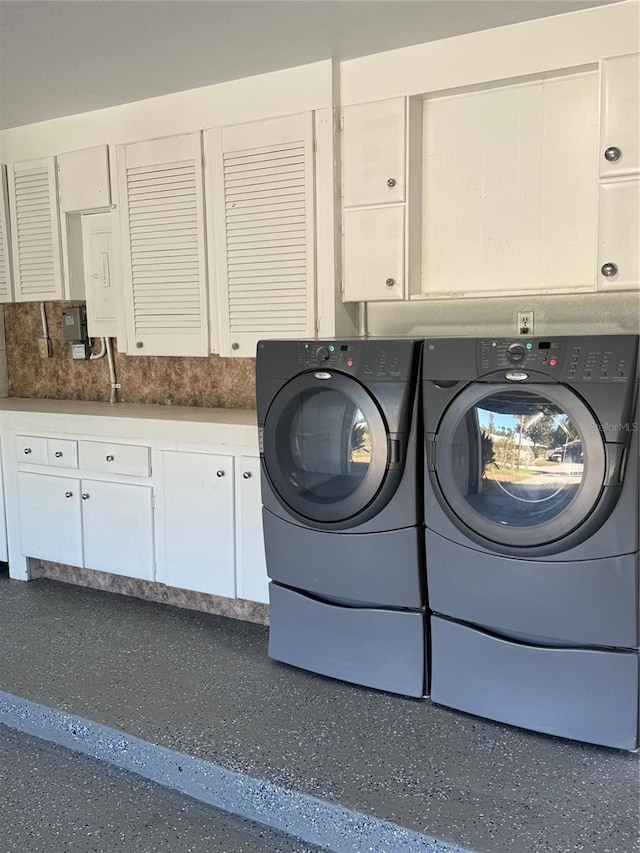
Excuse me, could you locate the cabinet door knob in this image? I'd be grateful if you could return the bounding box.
[385,278,395,287]
[65,491,73,498]
[601,262,618,277]
[243,471,252,479]
[231,343,240,351]
[55,451,63,458]
[216,470,225,477]
[24,448,32,454]
[387,178,396,187]
[106,455,114,462]
[136,341,143,349]
[82,493,90,500]
[604,146,621,162]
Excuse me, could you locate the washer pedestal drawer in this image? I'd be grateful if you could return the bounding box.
[430,616,639,750]
[268,583,426,698]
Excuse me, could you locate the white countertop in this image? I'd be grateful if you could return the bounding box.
[0,398,259,449]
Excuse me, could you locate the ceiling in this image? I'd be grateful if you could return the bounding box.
[0,0,622,131]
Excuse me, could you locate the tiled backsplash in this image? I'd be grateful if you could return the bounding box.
[4,302,256,409]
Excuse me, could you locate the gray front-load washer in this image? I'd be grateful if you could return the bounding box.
[256,338,425,697]
[423,334,639,749]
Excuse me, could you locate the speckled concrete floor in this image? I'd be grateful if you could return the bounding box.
[0,724,324,853]
[0,568,638,853]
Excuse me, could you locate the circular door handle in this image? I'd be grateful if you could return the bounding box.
[23,448,32,454]
[106,455,114,462]
[387,178,396,187]
[385,278,395,287]
[601,262,618,277]
[216,470,225,477]
[604,146,621,162]
[55,451,63,458]
[136,341,143,349]
[243,471,252,479]
[231,343,240,351]
[65,491,73,498]
[82,493,90,500]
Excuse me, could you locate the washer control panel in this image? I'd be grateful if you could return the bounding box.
[294,339,419,381]
[478,336,638,382]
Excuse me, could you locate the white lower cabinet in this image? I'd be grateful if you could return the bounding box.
[160,450,235,597]
[235,456,268,604]
[81,479,154,580]
[16,471,154,580]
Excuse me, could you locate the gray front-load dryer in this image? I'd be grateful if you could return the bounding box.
[422,335,639,749]
[257,338,425,697]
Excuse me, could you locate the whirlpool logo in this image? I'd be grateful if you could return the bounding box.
[590,421,639,433]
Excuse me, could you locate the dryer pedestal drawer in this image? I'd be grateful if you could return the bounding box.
[430,616,639,750]
[268,583,426,698]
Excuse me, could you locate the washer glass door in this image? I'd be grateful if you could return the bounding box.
[263,371,389,523]
[435,384,606,548]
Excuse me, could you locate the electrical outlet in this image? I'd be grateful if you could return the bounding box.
[517,311,534,336]
[38,338,52,359]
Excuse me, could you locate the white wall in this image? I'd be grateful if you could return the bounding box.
[0,60,333,161]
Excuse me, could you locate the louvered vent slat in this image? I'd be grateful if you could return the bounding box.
[127,158,203,334]
[222,138,310,336]
[13,164,58,297]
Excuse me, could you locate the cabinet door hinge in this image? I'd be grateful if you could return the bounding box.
[314,137,318,152]
[340,279,345,294]
[339,113,344,130]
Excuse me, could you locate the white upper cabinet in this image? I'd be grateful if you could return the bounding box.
[116,133,210,357]
[597,177,640,290]
[421,70,599,297]
[343,98,407,206]
[599,53,640,178]
[0,167,14,303]
[341,97,422,302]
[7,157,64,302]
[208,113,316,358]
[57,145,112,212]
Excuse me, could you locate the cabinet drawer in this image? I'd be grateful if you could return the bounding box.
[16,435,47,464]
[78,441,151,477]
[47,439,78,468]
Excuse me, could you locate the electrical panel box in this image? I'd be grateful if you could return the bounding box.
[61,306,88,341]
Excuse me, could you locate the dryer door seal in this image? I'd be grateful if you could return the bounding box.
[434,382,609,550]
[262,370,392,525]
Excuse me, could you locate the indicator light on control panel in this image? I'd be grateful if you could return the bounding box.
[328,345,335,352]
[525,342,533,350]
[347,359,354,367]
[549,358,558,367]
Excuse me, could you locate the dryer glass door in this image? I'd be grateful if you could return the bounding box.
[434,383,607,548]
[263,371,389,523]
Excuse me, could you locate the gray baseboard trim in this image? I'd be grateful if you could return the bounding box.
[0,689,469,853]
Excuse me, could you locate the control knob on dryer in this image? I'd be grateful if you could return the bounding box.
[315,346,331,361]
[506,342,526,362]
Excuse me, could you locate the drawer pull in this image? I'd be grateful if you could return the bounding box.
[604,146,621,162]
[24,448,32,455]
[55,451,63,458]
[216,470,225,478]
[106,455,114,462]
[601,262,618,277]
[82,493,90,500]
[242,471,252,479]
[65,491,73,498]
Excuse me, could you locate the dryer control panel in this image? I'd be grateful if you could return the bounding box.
[477,336,638,383]
[294,339,420,381]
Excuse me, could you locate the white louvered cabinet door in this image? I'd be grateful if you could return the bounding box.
[0,166,14,303]
[117,133,209,356]
[7,158,63,302]
[208,113,316,357]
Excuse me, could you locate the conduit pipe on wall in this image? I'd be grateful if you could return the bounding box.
[105,337,119,403]
[358,302,368,337]
[89,338,107,360]
[40,302,48,338]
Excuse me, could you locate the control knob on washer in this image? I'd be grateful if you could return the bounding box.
[316,346,330,361]
[506,342,526,362]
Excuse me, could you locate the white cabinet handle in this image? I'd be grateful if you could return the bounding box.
[65,491,73,498]
[242,471,252,479]
[82,493,90,500]
[24,448,32,454]
[106,455,114,462]
[216,470,225,477]
[55,451,63,458]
